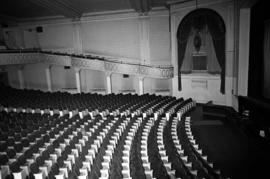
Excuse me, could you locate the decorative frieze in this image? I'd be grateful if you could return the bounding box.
[72,57,105,71]
[104,62,118,72]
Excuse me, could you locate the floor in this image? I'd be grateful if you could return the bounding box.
[189,106,270,179]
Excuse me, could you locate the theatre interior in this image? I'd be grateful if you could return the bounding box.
[0,0,270,178]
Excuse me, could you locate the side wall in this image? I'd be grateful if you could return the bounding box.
[5,10,172,94]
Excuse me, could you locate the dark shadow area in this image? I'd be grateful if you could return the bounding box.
[190,106,270,179]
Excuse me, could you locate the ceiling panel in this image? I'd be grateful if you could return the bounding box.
[0,0,59,18]
[0,0,167,20]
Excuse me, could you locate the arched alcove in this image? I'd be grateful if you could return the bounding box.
[177,8,226,94]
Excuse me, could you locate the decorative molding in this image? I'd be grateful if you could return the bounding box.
[71,57,106,71]
[191,79,208,89]
[0,52,173,79]
[161,68,174,78]
[104,62,119,72]
[39,53,72,66]
[0,53,39,65]
[137,66,149,75]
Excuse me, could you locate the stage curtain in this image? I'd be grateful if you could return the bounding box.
[180,25,221,74]
[205,25,221,74]
[180,29,195,73]
[264,20,270,98]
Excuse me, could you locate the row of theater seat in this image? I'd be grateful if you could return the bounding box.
[183,116,222,178]
[173,105,225,179]
[0,87,227,179]
[0,86,167,112]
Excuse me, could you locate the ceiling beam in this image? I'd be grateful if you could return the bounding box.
[29,0,82,19]
[129,0,152,14]
[166,0,193,5]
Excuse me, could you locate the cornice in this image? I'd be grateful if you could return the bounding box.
[17,7,169,27]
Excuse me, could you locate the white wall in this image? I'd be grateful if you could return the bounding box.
[81,19,141,60]
[3,28,24,49]
[23,29,39,49]
[23,64,47,90]
[144,78,171,95]
[111,73,137,94]
[80,69,106,92]
[38,24,74,50]
[51,66,76,91]
[7,66,20,89]
[149,16,171,65]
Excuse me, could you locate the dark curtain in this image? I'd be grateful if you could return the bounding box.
[263,21,270,99]
[206,13,226,94]
[177,17,192,90]
[177,9,226,93]
[248,0,270,100]
[179,29,194,73]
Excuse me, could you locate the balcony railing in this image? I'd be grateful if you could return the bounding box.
[0,49,174,79]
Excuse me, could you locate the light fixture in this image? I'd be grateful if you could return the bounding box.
[193,0,202,53]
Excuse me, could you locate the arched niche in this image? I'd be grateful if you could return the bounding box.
[177,8,226,94]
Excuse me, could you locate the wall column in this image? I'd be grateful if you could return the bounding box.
[106,73,112,94]
[225,2,235,107]
[139,76,144,95]
[45,65,52,92]
[75,68,81,93]
[139,15,150,64]
[17,66,24,89]
[73,22,83,54]
[170,13,177,97]
[238,8,251,96]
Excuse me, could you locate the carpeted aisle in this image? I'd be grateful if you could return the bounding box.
[189,106,270,179]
